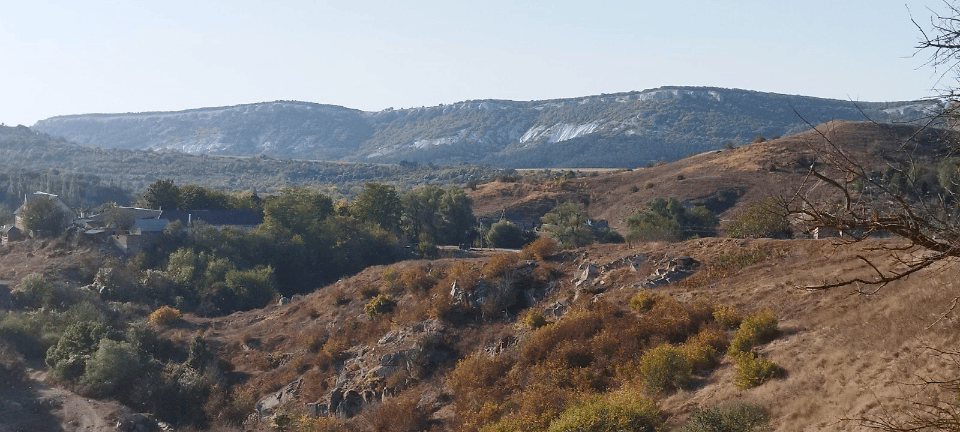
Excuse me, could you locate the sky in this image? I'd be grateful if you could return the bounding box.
[0,0,951,126]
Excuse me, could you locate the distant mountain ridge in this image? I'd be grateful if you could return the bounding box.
[32,87,940,168]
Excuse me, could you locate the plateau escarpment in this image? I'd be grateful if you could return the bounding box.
[33,87,939,168]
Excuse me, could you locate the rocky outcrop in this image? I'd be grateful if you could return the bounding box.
[255,378,304,418]
[115,412,170,432]
[643,256,699,287]
[299,320,450,419]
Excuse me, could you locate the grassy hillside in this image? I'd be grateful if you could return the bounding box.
[0,120,957,431]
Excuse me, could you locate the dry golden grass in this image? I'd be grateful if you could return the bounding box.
[481,253,521,279]
[521,236,558,260]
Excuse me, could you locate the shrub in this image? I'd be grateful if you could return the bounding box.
[292,415,341,432]
[81,339,143,397]
[149,306,182,326]
[13,273,69,309]
[151,364,213,426]
[497,173,521,183]
[682,340,720,372]
[712,305,742,330]
[629,290,655,313]
[486,220,533,249]
[679,401,768,432]
[447,353,516,425]
[638,343,691,393]
[481,253,520,279]
[726,197,790,238]
[686,326,729,354]
[395,266,436,294]
[224,265,277,311]
[0,313,49,359]
[364,294,397,318]
[594,227,625,244]
[625,197,718,242]
[360,286,380,299]
[355,391,429,432]
[125,321,172,361]
[728,310,778,355]
[523,311,547,329]
[166,248,201,285]
[546,390,661,432]
[711,249,773,273]
[415,233,439,258]
[521,236,558,260]
[185,333,207,370]
[46,321,114,382]
[519,308,604,366]
[733,351,779,389]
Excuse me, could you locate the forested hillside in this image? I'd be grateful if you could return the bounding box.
[0,125,502,214]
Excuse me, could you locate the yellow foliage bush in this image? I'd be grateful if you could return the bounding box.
[523,310,548,329]
[712,305,742,330]
[545,389,661,432]
[629,289,655,313]
[682,340,720,372]
[733,351,779,389]
[639,343,691,394]
[148,306,181,326]
[727,310,778,355]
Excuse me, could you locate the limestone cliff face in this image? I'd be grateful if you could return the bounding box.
[32,87,939,168]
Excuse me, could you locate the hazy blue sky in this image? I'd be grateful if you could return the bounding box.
[0,0,949,126]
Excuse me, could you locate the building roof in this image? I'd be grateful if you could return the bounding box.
[133,218,171,233]
[160,209,263,227]
[14,191,73,216]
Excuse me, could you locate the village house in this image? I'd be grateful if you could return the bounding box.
[109,209,264,254]
[1,225,23,243]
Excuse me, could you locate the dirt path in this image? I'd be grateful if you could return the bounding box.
[0,368,121,432]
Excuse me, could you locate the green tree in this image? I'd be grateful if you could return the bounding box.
[540,201,594,248]
[437,186,476,244]
[19,196,71,234]
[178,184,232,210]
[352,183,402,235]
[142,179,180,210]
[99,203,135,229]
[401,185,476,245]
[625,197,718,242]
[486,220,533,249]
[726,197,791,238]
[937,157,960,197]
[262,186,334,236]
